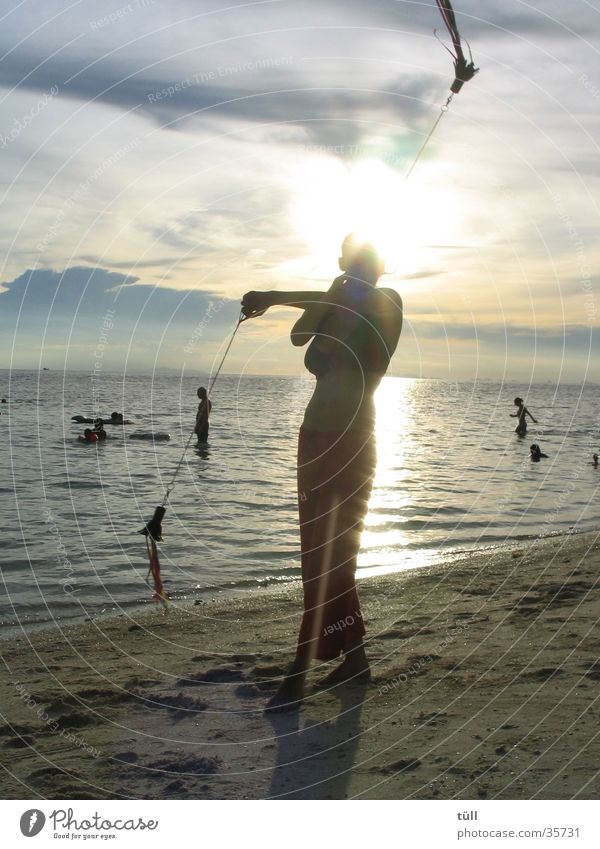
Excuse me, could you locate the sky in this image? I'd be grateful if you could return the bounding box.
[0,0,598,381]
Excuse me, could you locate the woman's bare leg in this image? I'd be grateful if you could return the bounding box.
[315,640,371,689]
[264,655,310,713]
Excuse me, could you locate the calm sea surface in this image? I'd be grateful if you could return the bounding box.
[1,370,599,632]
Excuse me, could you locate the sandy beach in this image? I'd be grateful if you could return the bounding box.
[1,531,598,800]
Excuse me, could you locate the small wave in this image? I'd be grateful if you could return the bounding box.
[0,558,43,573]
[50,480,106,490]
[207,572,300,592]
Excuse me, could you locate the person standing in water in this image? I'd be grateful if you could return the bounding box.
[242,235,403,712]
[511,396,537,437]
[195,386,212,444]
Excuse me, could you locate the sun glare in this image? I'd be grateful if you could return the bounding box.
[357,377,443,576]
[288,156,464,279]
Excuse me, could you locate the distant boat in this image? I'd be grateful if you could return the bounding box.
[42,367,49,370]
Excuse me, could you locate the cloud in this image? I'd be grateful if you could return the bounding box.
[313,0,582,40]
[0,47,440,153]
[411,319,597,351]
[0,266,137,314]
[1,0,599,380]
[401,268,443,280]
[0,266,240,356]
[76,254,200,272]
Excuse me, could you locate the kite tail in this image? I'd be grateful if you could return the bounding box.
[145,536,169,610]
[435,0,478,94]
[140,505,169,610]
[436,0,461,46]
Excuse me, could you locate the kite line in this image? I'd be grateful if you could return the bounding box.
[404,0,478,180]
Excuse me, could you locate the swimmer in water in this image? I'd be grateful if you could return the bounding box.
[109,411,124,424]
[78,428,98,443]
[511,397,537,437]
[530,443,548,462]
[94,419,107,441]
[593,453,598,468]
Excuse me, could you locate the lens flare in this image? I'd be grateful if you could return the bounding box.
[288,156,464,278]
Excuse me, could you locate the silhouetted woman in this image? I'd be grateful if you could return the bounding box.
[242,235,403,711]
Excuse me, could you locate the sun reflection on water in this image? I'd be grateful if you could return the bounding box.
[357,376,441,578]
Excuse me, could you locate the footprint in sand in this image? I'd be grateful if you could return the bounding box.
[45,688,133,715]
[4,734,35,748]
[583,661,600,681]
[163,779,191,797]
[376,757,422,774]
[377,628,417,640]
[133,691,208,717]
[123,677,161,689]
[29,765,70,780]
[235,683,264,699]
[416,711,447,726]
[176,667,247,686]
[111,752,138,764]
[0,722,37,739]
[407,653,441,665]
[251,663,287,679]
[520,667,564,681]
[143,753,221,777]
[53,711,96,730]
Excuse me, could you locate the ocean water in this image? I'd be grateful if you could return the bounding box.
[1,369,599,632]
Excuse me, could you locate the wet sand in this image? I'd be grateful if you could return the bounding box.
[1,531,598,800]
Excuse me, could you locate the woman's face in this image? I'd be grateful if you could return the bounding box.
[342,257,382,286]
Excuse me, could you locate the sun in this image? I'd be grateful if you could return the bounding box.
[287,155,464,280]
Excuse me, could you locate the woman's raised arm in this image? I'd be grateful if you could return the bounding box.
[241,289,333,320]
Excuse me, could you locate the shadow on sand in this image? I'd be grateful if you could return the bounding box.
[266,681,369,799]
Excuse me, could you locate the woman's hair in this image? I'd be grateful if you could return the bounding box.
[340,233,385,282]
[514,397,523,405]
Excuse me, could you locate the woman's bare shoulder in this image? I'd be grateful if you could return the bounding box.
[375,287,403,311]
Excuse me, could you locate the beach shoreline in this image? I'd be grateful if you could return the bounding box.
[0,530,583,640]
[1,530,598,800]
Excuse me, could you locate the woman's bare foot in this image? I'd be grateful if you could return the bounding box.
[264,660,308,713]
[315,653,371,690]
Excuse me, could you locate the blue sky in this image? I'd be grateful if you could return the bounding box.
[1,0,598,380]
